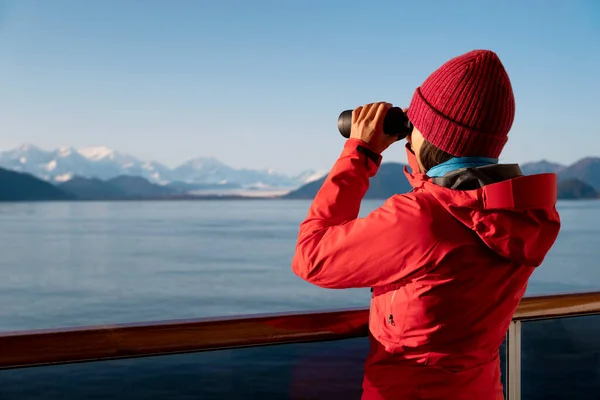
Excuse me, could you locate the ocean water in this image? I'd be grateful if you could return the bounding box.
[0,199,599,399]
[0,199,599,332]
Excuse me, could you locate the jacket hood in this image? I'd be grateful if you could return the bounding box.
[403,144,561,267]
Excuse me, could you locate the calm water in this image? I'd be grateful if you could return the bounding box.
[0,199,599,332]
[1,199,600,399]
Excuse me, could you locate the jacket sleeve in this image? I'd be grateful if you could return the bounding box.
[291,138,421,289]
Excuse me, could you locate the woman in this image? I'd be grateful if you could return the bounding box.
[291,50,561,399]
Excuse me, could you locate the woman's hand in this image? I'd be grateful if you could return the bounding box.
[349,102,399,154]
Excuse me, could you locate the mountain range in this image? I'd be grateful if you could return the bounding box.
[0,143,599,201]
[0,144,325,189]
[0,168,73,201]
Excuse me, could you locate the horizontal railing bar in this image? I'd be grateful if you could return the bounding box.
[0,308,369,370]
[512,290,600,321]
[1,291,599,370]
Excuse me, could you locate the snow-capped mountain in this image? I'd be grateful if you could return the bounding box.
[0,144,174,184]
[294,169,328,184]
[171,156,321,187]
[0,144,325,189]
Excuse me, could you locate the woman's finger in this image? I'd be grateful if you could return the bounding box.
[361,103,373,120]
[366,102,383,120]
[374,103,392,129]
[352,106,363,124]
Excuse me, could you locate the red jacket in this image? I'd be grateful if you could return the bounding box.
[291,139,560,399]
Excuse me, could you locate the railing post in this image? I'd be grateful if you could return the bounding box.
[506,320,522,400]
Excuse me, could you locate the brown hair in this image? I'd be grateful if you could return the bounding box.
[419,139,454,173]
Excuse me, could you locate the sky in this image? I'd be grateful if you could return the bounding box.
[0,0,598,175]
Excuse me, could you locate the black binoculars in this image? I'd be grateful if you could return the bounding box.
[337,107,413,139]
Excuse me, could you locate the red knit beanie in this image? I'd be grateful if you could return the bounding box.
[406,49,515,158]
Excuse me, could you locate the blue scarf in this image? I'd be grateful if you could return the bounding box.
[426,156,498,178]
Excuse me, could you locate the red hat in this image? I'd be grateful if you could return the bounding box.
[406,50,515,158]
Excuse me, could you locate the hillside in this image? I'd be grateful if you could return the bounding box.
[520,160,565,175]
[556,178,598,200]
[58,177,126,200]
[520,157,600,192]
[283,163,412,199]
[108,176,179,197]
[166,181,242,193]
[283,175,330,199]
[557,157,600,191]
[0,168,72,201]
[58,175,179,200]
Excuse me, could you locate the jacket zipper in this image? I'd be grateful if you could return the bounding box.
[388,289,397,326]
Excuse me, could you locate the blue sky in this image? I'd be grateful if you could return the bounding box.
[0,0,598,174]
